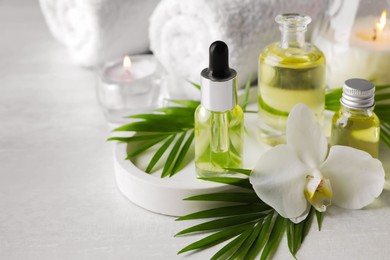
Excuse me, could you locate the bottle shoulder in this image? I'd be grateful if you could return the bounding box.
[195,105,244,119]
[333,106,380,123]
[260,42,325,68]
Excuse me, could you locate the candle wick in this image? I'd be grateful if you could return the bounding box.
[372,28,377,41]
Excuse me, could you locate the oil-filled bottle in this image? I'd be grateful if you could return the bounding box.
[194,41,244,178]
[258,13,326,145]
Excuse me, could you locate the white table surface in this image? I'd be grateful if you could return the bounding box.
[1,1,390,260]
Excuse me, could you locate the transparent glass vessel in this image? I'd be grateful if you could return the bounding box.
[312,0,390,89]
[258,13,326,145]
[331,78,380,158]
[195,105,244,178]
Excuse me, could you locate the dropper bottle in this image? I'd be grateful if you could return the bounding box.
[194,41,244,178]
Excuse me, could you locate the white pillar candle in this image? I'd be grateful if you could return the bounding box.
[314,10,390,89]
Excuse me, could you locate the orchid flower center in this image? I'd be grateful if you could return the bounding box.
[304,169,333,212]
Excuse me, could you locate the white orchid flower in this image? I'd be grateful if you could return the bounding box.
[250,104,385,223]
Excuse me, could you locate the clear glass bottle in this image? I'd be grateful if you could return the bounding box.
[195,41,244,178]
[331,78,380,158]
[258,13,326,145]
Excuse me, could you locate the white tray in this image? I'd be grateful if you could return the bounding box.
[113,112,269,216]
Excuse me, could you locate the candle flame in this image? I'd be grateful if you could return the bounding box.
[373,10,387,40]
[123,55,132,71]
[376,10,387,33]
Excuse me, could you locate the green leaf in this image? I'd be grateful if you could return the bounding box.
[170,99,200,109]
[229,220,263,259]
[114,121,189,132]
[128,113,194,125]
[177,223,255,254]
[376,85,390,91]
[241,74,252,111]
[286,207,315,257]
[224,168,252,176]
[375,93,390,101]
[316,210,324,231]
[325,88,342,111]
[245,213,274,259]
[184,192,261,203]
[301,208,315,243]
[199,177,253,190]
[176,204,270,221]
[175,212,266,236]
[260,214,287,260]
[189,81,201,90]
[374,104,390,111]
[145,134,176,173]
[161,131,187,177]
[107,133,170,143]
[126,136,168,158]
[155,106,195,116]
[170,130,195,176]
[381,125,390,147]
[211,228,252,260]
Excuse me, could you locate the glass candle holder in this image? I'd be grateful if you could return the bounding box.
[312,0,390,89]
[97,54,167,124]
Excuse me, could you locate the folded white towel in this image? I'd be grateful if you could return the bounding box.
[40,0,160,67]
[149,0,326,99]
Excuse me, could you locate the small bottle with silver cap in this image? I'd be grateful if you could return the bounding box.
[331,78,380,158]
[195,41,244,178]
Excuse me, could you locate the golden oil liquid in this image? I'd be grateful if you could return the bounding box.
[258,42,326,145]
[331,108,380,158]
[194,105,244,178]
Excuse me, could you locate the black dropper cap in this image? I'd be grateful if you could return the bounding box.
[201,41,236,81]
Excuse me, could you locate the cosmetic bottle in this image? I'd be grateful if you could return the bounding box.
[194,41,244,178]
[331,78,380,158]
[258,13,326,145]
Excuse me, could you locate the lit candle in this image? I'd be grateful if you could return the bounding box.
[313,10,390,89]
[97,54,167,124]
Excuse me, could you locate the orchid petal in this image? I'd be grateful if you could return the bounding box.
[287,104,328,168]
[250,145,309,220]
[319,145,385,209]
[290,205,311,224]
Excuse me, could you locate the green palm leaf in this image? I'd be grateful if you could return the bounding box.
[170,130,195,176]
[286,207,315,257]
[176,175,322,259]
[177,223,255,254]
[175,213,266,236]
[184,191,261,203]
[161,131,187,177]
[145,134,176,173]
[211,227,253,260]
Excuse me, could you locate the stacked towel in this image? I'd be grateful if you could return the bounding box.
[39,0,160,67]
[149,0,327,99]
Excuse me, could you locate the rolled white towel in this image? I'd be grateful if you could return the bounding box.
[39,0,160,67]
[149,0,327,99]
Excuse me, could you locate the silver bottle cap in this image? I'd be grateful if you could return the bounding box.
[341,78,375,109]
[201,73,237,112]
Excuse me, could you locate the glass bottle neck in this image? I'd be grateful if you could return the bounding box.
[280,29,306,49]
